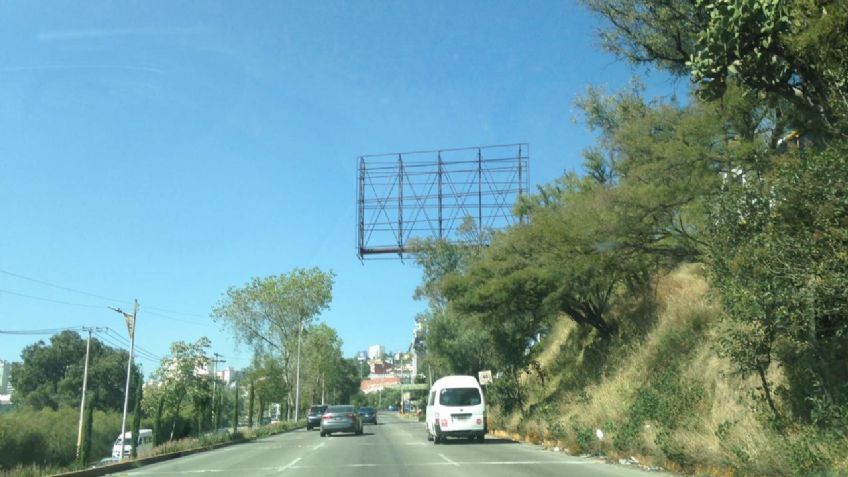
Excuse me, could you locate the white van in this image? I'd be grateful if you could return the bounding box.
[111,429,154,459]
[425,375,486,444]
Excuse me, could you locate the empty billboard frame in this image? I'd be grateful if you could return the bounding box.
[357,143,529,259]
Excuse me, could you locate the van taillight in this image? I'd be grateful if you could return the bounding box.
[440,418,448,427]
[476,418,482,424]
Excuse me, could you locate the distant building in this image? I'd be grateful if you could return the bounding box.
[370,362,388,376]
[367,345,385,360]
[0,360,11,395]
[216,367,240,385]
[360,376,401,394]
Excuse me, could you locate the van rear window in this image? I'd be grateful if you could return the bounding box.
[439,388,481,406]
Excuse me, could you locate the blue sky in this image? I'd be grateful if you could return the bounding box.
[0,1,682,375]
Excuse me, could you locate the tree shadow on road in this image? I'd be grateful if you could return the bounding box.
[437,437,517,445]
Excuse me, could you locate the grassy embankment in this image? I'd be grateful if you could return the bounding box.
[489,264,848,477]
[0,407,302,477]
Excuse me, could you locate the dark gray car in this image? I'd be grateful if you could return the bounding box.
[320,405,363,437]
[306,404,328,431]
[359,406,377,424]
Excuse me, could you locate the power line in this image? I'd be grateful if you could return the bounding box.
[0,268,130,304]
[0,288,108,309]
[0,267,213,326]
[107,330,161,361]
[0,326,161,362]
[93,332,159,363]
[0,326,86,335]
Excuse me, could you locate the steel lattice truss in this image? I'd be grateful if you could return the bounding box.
[357,143,529,259]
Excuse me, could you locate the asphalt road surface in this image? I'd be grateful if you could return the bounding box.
[106,412,673,477]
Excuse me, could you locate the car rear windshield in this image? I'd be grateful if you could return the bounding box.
[439,388,482,406]
[326,405,354,413]
[360,407,374,412]
[309,406,326,415]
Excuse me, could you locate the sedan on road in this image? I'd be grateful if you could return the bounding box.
[320,405,363,437]
[359,406,377,424]
[306,404,328,431]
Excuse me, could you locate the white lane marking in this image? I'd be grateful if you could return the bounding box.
[124,460,597,475]
[127,471,225,475]
[313,442,325,451]
[439,454,460,467]
[276,457,301,473]
[472,460,595,465]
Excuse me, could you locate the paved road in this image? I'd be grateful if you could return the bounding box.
[107,412,672,477]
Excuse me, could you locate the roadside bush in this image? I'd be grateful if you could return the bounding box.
[0,407,123,470]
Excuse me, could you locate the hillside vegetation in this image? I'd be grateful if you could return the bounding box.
[496,264,847,476]
[413,2,848,475]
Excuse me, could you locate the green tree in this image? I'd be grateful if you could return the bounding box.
[580,0,705,74]
[232,384,239,434]
[131,383,143,458]
[410,219,490,383]
[689,0,848,135]
[422,308,493,377]
[247,382,255,428]
[153,393,165,446]
[152,337,211,440]
[302,323,345,406]
[583,0,848,137]
[212,268,335,419]
[10,331,141,412]
[707,143,848,422]
[78,393,94,467]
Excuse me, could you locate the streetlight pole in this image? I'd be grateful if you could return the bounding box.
[294,320,303,422]
[211,353,225,428]
[110,300,137,461]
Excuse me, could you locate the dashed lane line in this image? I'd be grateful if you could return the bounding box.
[438,454,460,467]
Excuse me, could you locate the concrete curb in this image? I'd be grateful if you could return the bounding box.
[51,425,303,477]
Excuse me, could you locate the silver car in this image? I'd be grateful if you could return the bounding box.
[319,405,363,437]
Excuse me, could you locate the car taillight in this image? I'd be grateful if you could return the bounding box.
[347,413,355,419]
[322,415,331,420]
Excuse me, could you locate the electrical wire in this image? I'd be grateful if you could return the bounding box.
[93,329,160,363]
[0,326,86,335]
[0,288,108,309]
[0,272,215,328]
[0,268,128,304]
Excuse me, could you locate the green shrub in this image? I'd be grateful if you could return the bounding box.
[0,407,123,470]
[571,421,595,454]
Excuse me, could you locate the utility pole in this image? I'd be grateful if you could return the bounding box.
[76,326,104,459]
[110,300,137,462]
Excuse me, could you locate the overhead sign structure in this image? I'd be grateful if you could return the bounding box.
[356,143,529,259]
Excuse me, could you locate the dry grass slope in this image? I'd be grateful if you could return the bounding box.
[493,264,846,476]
